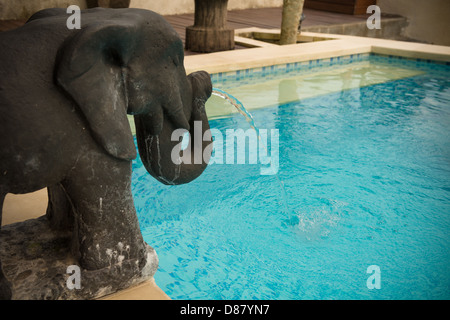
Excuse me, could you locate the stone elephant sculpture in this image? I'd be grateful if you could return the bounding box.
[0,8,212,299]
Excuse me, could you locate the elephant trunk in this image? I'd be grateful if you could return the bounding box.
[134,71,212,185]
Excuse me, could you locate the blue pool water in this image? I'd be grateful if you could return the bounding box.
[133,55,450,300]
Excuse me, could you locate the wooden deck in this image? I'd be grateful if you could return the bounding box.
[164,7,371,43]
[165,7,373,53]
[0,7,371,34]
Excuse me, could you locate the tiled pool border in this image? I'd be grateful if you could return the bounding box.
[210,52,450,88]
[211,52,369,84]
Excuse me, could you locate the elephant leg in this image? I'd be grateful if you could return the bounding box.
[0,193,12,300]
[46,183,75,231]
[63,154,149,274]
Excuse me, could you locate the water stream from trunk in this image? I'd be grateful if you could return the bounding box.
[211,88,291,218]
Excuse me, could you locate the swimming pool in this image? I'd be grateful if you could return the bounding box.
[133,54,450,300]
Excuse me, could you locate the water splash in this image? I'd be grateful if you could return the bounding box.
[211,87,291,217]
[212,88,259,134]
[290,199,348,241]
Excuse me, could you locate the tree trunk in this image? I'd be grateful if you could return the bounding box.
[185,0,234,53]
[280,0,305,45]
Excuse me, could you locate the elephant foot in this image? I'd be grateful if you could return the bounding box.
[75,243,158,298]
[0,216,158,299]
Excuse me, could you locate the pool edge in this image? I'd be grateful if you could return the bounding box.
[184,30,450,75]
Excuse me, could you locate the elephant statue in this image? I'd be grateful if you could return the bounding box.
[0,8,212,299]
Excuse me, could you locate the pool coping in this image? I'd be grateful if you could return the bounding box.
[185,29,450,75]
[2,31,449,300]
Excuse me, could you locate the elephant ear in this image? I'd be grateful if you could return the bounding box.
[56,21,137,160]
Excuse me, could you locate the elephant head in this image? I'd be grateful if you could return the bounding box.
[56,8,213,184]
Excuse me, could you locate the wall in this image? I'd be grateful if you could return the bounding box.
[130,0,193,15]
[0,0,283,20]
[0,0,87,20]
[377,0,450,46]
[131,0,283,15]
